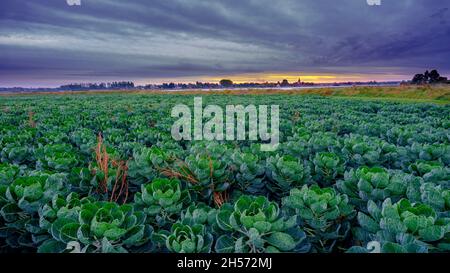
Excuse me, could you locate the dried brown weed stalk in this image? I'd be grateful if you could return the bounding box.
[94,133,129,204]
[28,111,36,128]
[159,157,228,207]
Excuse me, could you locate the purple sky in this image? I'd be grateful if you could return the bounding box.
[1,0,449,87]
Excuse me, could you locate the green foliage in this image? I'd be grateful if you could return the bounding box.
[1,143,33,165]
[70,128,96,156]
[4,174,66,214]
[39,198,153,253]
[311,152,345,187]
[0,163,20,185]
[215,195,310,253]
[266,155,310,197]
[337,166,408,209]
[341,134,382,167]
[409,160,450,187]
[282,185,355,252]
[179,203,217,227]
[67,167,93,194]
[183,143,232,202]
[0,92,449,253]
[354,199,450,253]
[308,132,340,154]
[407,180,450,214]
[0,174,67,249]
[134,178,190,228]
[231,151,266,195]
[409,143,450,165]
[35,144,79,172]
[164,223,213,253]
[128,147,173,186]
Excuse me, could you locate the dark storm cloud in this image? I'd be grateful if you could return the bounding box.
[0,0,449,86]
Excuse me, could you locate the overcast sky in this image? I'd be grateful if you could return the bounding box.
[0,0,449,87]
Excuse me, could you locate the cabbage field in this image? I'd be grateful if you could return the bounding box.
[0,92,449,253]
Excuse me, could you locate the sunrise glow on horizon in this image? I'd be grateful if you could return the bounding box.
[137,72,410,86]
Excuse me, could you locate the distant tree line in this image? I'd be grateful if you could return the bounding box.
[60,81,135,91]
[0,77,396,93]
[411,70,448,85]
[57,79,316,91]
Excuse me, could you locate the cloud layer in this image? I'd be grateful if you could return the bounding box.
[1,0,449,87]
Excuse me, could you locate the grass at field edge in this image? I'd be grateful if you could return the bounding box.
[1,85,449,104]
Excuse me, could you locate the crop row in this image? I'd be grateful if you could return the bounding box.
[0,94,449,253]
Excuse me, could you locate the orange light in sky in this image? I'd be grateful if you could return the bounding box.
[204,72,406,83]
[139,71,409,85]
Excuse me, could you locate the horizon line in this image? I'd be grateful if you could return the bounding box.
[0,79,408,90]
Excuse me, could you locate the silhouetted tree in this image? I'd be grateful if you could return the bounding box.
[281,79,289,87]
[110,81,135,89]
[429,70,440,83]
[411,70,448,84]
[219,79,233,87]
[412,74,425,84]
[424,70,430,83]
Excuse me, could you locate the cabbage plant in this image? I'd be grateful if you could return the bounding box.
[409,160,450,187]
[341,134,382,167]
[0,174,66,249]
[134,178,190,228]
[231,151,266,195]
[266,155,310,197]
[184,151,232,204]
[354,198,450,253]
[311,152,345,187]
[282,185,355,252]
[34,144,79,172]
[164,223,214,253]
[128,147,173,186]
[70,128,96,156]
[308,132,340,154]
[407,180,450,214]
[215,195,310,253]
[2,174,66,215]
[1,144,34,165]
[0,163,20,185]
[409,143,450,165]
[337,167,408,209]
[179,203,217,227]
[39,200,153,253]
